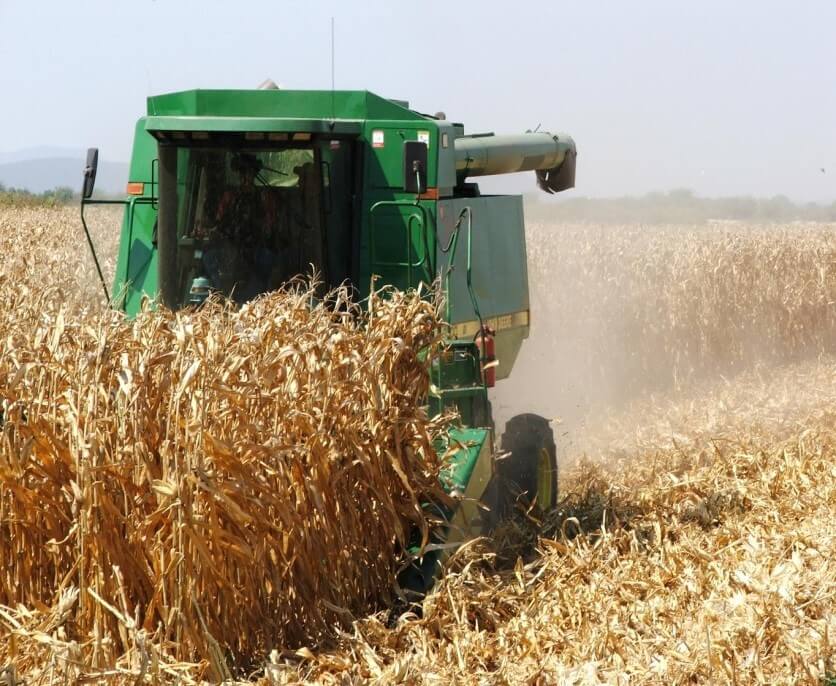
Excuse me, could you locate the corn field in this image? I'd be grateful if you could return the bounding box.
[495,220,836,430]
[1,207,835,684]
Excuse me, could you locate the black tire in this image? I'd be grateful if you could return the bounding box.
[485,413,559,527]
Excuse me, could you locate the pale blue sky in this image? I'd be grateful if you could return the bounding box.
[1,0,835,200]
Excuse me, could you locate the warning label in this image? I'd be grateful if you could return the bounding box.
[372,130,385,148]
[417,130,430,146]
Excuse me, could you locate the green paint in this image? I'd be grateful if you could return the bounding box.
[441,427,491,494]
[112,117,159,310]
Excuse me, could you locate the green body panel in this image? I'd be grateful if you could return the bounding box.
[366,198,435,292]
[435,121,458,194]
[146,89,423,121]
[362,121,438,189]
[128,118,158,182]
[147,116,363,136]
[404,426,492,591]
[113,198,159,313]
[438,196,529,324]
[429,341,489,428]
[361,117,439,295]
[437,195,530,381]
[112,118,160,310]
[440,427,491,495]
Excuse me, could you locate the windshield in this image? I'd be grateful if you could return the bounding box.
[157,144,323,309]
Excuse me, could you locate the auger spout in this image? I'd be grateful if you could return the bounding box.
[454,131,576,193]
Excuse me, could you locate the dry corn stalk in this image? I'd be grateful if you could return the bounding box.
[0,274,450,677]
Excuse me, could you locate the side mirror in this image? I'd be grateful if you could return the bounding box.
[403,140,428,194]
[82,147,99,199]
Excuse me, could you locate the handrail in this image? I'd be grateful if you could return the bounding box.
[442,206,488,390]
[80,196,130,304]
[82,196,157,310]
[369,199,433,286]
[442,207,480,325]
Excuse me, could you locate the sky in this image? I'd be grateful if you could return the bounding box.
[1,0,835,201]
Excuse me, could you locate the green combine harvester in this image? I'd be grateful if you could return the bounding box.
[80,85,576,589]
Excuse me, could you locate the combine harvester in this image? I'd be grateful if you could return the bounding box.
[80,85,576,589]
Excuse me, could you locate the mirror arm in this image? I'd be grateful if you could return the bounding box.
[80,198,111,305]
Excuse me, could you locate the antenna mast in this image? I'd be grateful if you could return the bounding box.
[330,17,335,127]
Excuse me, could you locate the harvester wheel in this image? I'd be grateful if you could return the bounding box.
[485,413,558,527]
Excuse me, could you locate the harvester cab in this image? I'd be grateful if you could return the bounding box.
[81,87,576,589]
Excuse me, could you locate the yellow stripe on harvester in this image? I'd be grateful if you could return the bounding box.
[450,309,530,339]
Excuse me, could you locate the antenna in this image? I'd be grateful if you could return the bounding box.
[330,16,335,128]
[145,67,157,115]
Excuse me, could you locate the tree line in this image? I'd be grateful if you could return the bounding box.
[0,183,76,206]
[526,188,836,223]
[4,184,836,222]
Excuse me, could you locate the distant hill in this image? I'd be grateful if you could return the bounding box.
[0,149,128,195]
[0,146,84,165]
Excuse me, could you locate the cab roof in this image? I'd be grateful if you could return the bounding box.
[145,89,428,135]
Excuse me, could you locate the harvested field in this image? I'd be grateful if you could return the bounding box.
[1,207,835,684]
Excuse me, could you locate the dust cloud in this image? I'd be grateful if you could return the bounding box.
[491,218,836,458]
